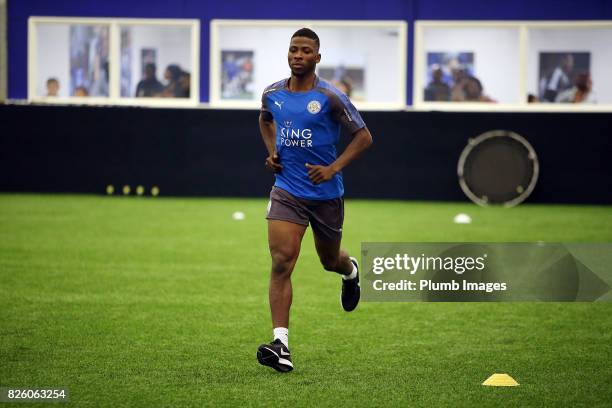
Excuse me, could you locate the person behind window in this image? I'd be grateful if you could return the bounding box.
[46,78,60,97]
[74,86,89,97]
[135,63,164,97]
[463,76,495,102]
[450,67,468,101]
[452,75,495,103]
[424,65,450,101]
[160,64,185,98]
[178,71,191,98]
[555,72,596,104]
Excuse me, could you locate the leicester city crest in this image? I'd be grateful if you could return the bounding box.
[307,100,321,114]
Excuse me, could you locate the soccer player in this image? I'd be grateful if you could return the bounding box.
[257,28,373,372]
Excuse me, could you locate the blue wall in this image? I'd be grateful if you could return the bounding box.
[8,0,612,103]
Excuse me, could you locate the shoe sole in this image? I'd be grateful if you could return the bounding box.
[257,345,293,372]
[341,257,361,312]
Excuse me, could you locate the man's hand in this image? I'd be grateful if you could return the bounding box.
[265,153,283,173]
[305,163,336,185]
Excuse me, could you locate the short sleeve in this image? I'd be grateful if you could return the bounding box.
[325,90,366,135]
[260,90,273,122]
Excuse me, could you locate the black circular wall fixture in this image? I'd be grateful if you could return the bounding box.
[458,130,539,207]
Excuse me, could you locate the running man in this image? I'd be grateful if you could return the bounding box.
[256,28,373,372]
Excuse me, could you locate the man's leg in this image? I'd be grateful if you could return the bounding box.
[314,237,353,276]
[308,197,360,312]
[257,219,306,372]
[268,219,306,328]
[314,235,360,312]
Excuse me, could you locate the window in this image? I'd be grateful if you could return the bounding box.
[29,17,199,107]
[210,20,407,110]
[414,21,612,111]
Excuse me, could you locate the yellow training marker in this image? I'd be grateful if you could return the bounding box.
[151,186,160,197]
[482,373,519,387]
[106,185,114,195]
[122,185,131,195]
[136,185,145,196]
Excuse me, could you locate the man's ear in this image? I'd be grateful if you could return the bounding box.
[316,53,321,64]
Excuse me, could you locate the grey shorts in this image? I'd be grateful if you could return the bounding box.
[266,186,344,242]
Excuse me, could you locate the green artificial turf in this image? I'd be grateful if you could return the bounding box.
[1,194,611,407]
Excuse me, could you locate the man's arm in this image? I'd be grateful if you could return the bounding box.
[259,113,282,173]
[306,127,373,185]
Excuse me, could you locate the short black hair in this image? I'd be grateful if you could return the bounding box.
[291,28,320,49]
[466,76,483,92]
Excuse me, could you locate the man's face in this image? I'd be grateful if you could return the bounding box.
[47,81,59,96]
[433,68,443,82]
[288,37,320,76]
[145,66,155,79]
[465,80,480,98]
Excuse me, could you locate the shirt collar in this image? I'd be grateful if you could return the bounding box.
[285,75,319,91]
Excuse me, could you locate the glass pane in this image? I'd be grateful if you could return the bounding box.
[120,25,192,98]
[527,27,612,104]
[313,25,402,103]
[36,23,109,98]
[216,23,405,105]
[421,27,520,104]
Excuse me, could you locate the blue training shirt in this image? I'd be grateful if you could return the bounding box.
[260,76,366,200]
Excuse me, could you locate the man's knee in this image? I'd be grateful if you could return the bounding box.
[320,255,340,272]
[270,248,299,276]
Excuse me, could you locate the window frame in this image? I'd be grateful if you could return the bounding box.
[28,16,200,107]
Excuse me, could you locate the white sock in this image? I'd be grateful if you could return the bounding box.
[342,262,358,280]
[273,327,289,347]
